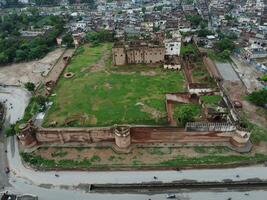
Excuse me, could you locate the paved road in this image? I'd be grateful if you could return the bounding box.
[6,182,267,200]
[0,130,9,190]
[0,86,31,190]
[7,136,267,186]
[215,62,240,81]
[0,86,31,124]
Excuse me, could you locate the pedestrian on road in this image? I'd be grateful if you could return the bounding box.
[5,167,10,174]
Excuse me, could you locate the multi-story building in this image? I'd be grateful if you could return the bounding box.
[112,41,165,66]
[262,0,267,25]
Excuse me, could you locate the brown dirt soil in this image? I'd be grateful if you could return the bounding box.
[223,80,267,127]
[140,71,157,76]
[241,100,267,128]
[34,145,252,167]
[140,104,165,120]
[223,81,246,101]
[90,49,111,73]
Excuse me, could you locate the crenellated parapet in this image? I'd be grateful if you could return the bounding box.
[17,123,252,153]
[113,125,131,150]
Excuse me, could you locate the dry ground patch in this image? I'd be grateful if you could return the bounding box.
[21,145,267,169]
[0,48,64,85]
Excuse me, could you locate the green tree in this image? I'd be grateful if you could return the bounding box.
[247,90,267,107]
[0,13,64,65]
[15,49,27,62]
[200,21,208,29]
[35,95,48,112]
[215,38,235,52]
[260,74,267,82]
[5,124,16,137]
[197,29,213,37]
[218,50,231,59]
[24,82,35,92]
[142,7,146,13]
[85,30,114,43]
[181,43,198,56]
[187,15,202,27]
[154,5,163,11]
[62,33,74,48]
[176,106,195,126]
[0,52,9,64]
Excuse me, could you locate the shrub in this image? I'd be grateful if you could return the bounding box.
[62,33,74,48]
[24,82,35,92]
[5,124,16,137]
[260,74,267,82]
[247,89,267,107]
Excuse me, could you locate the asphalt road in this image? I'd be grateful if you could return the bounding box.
[0,129,9,190]
[0,86,31,191]
[215,62,240,81]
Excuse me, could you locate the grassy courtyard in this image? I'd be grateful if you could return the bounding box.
[43,43,185,127]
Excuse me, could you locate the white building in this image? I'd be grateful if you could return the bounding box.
[165,41,181,56]
[243,44,267,59]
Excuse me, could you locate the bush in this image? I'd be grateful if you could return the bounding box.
[215,38,235,52]
[260,74,267,82]
[62,33,74,48]
[218,50,231,59]
[181,43,198,56]
[247,89,267,107]
[35,95,48,112]
[24,82,35,92]
[197,29,213,37]
[186,15,202,27]
[5,124,16,137]
[85,30,114,43]
[174,104,200,126]
[15,95,47,134]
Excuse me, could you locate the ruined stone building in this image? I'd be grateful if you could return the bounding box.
[163,38,182,70]
[112,41,165,66]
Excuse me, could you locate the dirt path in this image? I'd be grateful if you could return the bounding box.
[231,56,263,93]
[140,104,165,121]
[241,100,267,128]
[90,48,111,73]
[222,74,266,128]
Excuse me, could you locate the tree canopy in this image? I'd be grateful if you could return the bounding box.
[215,38,235,52]
[62,33,74,48]
[0,13,65,65]
[247,90,267,107]
[186,15,203,27]
[24,82,36,92]
[85,30,114,44]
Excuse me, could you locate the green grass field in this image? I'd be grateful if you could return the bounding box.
[200,95,222,105]
[43,43,185,127]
